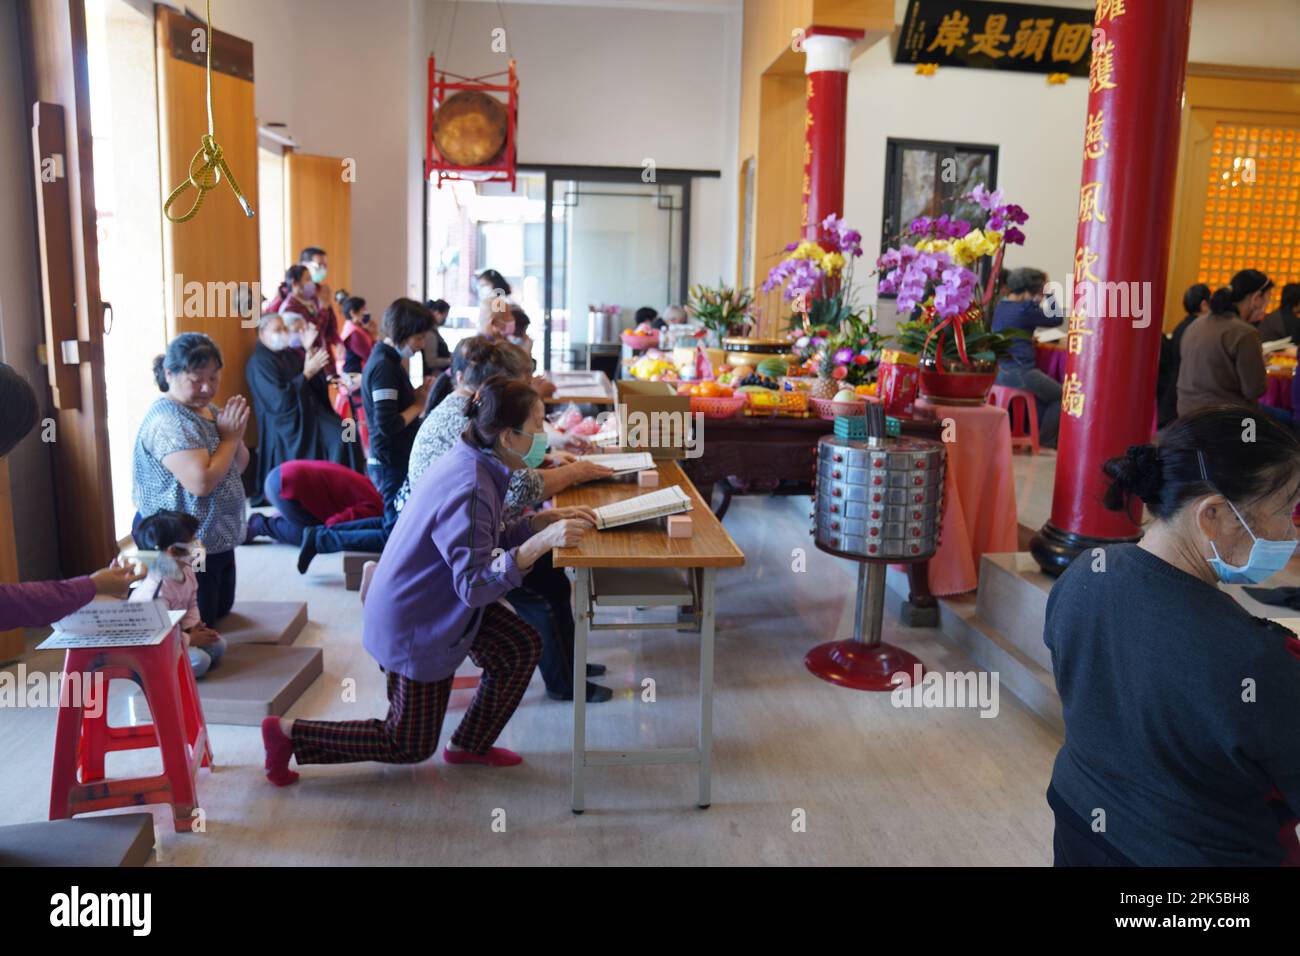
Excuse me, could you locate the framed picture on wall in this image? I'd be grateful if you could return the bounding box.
[880,138,998,298]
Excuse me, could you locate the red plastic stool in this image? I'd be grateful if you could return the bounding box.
[49,626,212,833]
[987,384,1040,454]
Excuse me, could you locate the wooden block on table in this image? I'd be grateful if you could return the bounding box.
[215,601,307,646]
[636,470,659,487]
[0,814,154,867]
[667,515,694,538]
[195,644,323,725]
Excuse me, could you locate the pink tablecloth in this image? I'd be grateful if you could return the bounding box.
[1262,371,1293,413]
[1035,344,1067,381]
[911,398,1020,596]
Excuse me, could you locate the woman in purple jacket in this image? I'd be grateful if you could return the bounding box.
[0,364,141,634]
[261,376,596,782]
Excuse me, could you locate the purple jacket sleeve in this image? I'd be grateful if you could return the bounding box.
[0,577,96,631]
[431,484,525,609]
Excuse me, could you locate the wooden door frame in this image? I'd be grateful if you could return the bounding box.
[15,0,117,575]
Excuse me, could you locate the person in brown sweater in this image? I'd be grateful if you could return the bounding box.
[1175,269,1274,419]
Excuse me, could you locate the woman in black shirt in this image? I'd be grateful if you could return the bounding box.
[362,299,432,533]
[1045,406,1300,865]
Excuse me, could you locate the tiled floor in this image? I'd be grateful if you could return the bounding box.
[0,493,1061,866]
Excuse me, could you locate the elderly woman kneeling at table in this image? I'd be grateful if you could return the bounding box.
[261,376,597,782]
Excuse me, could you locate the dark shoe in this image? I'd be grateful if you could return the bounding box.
[586,662,607,677]
[297,526,318,574]
[245,512,269,543]
[546,682,613,703]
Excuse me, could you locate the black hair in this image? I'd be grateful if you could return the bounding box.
[464,374,539,448]
[635,306,658,325]
[509,306,531,336]
[342,296,367,319]
[0,363,40,458]
[1103,405,1300,522]
[1209,269,1272,316]
[152,333,224,393]
[1278,283,1300,316]
[426,299,450,315]
[1182,282,1211,316]
[133,510,200,551]
[299,247,326,263]
[380,297,434,344]
[1007,267,1047,296]
[477,269,511,296]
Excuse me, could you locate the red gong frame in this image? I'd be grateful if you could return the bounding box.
[425,57,518,189]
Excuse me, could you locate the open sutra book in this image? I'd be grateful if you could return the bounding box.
[577,452,655,477]
[591,485,693,530]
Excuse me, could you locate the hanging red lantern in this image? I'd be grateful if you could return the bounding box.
[425,57,518,189]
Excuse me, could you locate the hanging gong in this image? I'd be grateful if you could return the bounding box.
[433,90,508,167]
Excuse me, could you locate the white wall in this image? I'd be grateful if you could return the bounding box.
[425,0,740,290]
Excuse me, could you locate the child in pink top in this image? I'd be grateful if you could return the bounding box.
[130,511,226,678]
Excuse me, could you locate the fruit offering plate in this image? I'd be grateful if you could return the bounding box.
[690,395,748,419]
[810,396,867,420]
[743,391,810,418]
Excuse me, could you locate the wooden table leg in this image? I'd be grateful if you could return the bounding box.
[901,560,940,628]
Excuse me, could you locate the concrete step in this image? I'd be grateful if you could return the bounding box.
[0,814,154,866]
[975,552,1055,672]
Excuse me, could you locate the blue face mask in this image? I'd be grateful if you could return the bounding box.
[1207,497,1297,585]
[287,332,303,350]
[511,428,548,468]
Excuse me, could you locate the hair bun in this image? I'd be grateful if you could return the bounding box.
[1103,444,1163,510]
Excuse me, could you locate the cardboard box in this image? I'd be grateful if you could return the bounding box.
[614,380,694,461]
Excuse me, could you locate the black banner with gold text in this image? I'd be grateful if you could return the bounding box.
[895,0,1095,76]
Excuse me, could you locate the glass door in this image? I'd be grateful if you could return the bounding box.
[545,172,687,373]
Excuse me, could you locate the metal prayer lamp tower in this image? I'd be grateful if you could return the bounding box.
[805,405,947,691]
[424,57,518,190]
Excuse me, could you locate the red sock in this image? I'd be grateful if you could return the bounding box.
[442,745,523,767]
[261,717,300,786]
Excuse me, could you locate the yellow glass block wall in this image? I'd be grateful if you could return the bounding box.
[1199,123,1299,308]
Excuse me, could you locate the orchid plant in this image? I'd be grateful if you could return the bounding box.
[877,184,1030,368]
[686,282,753,343]
[764,214,881,377]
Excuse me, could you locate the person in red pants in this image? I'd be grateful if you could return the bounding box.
[260,376,595,782]
[247,460,383,547]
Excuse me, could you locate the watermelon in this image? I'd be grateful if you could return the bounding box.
[756,357,788,380]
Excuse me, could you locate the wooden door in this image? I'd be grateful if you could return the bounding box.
[1164,67,1300,331]
[15,0,116,576]
[155,5,259,407]
[287,152,353,294]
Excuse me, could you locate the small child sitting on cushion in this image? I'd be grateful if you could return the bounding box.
[130,510,226,678]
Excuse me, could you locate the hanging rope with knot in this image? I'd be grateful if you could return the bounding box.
[162,0,254,223]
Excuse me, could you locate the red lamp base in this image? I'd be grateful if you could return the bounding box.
[804,640,925,692]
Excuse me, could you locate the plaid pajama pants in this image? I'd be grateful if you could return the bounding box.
[291,603,541,765]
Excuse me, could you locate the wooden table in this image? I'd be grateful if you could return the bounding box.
[552,459,745,812]
[544,370,615,406]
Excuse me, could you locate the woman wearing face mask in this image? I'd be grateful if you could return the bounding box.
[133,334,250,625]
[0,364,144,630]
[361,298,433,534]
[1045,406,1300,866]
[991,267,1064,448]
[261,375,596,783]
[274,264,341,359]
[245,312,364,503]
[1176,269,1274,419]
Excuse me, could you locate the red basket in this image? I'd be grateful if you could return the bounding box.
[811,396,867,421]
[620,331,660,350]
[690,394,747,419]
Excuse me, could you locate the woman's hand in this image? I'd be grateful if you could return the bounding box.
[91,562,146,598]
[540,517,592,549]
[216,395,250,441]
[531,505,599,531]
[301,323,320,351]
[303,348,331,380]
[188,623,221,648]
[568,460,614,483]
[547,450,577,466]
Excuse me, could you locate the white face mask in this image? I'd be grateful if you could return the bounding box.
[266,331,289,352]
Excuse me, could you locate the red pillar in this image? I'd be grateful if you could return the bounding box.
[1031,0,1194,575]
[801,30,860,237]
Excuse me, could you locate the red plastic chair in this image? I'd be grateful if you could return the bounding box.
[49,626,212,833]
[987,384,1040,454]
